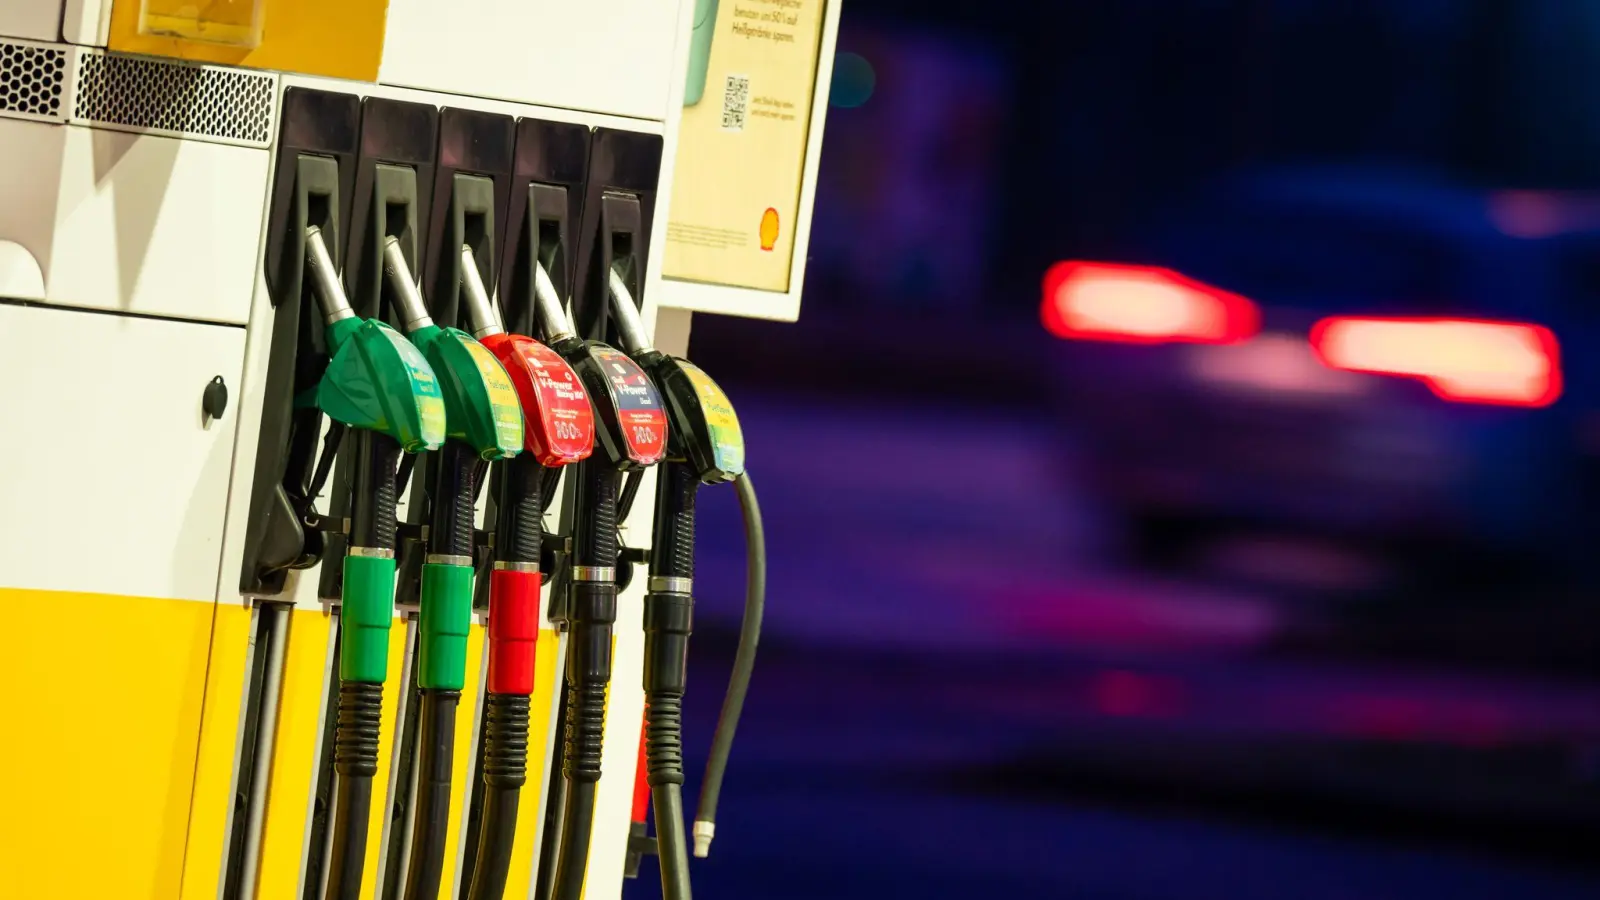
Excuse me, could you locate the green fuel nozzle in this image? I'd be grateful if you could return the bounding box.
[380,232,528,900]
[381,236,524,462]
[302,218,450,900]
[304,225,447,455]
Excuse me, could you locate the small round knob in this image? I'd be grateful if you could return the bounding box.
[203,375,229,420]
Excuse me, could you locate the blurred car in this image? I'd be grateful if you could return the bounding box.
[1046,165,1600,602]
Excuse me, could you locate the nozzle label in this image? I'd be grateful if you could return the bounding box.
[679,361,745,476]
[380,324,447,446]
[517,339,595,463]
[465,339,526,452]
[592,346,668,465]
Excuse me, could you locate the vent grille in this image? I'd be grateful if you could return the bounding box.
[73,52,274,145]
[0,40,68,119]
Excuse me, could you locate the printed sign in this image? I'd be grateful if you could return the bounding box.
[664,0,828,292]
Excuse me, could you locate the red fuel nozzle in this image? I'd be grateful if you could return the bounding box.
[478,332,595,695]
[480,333,596,466]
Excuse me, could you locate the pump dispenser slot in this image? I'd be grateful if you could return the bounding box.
[570,128,662,344]
[500,119,591,339]
[229,85,360,900]
[426,109,515,332]
[345,98,440,326]
[241,87,360,597]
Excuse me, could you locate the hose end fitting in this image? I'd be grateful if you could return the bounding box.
[692,820,714,858]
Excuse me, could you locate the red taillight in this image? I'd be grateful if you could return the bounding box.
[1310,317,1561,407]
[1041,261,1259,345]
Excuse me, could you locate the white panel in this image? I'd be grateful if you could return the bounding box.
[0,0,64,43]
[0,118,270,324]
[60,0,111,46]
[378,0,685,122]
[0,304,245,601]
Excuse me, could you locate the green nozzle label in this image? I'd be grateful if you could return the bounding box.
[382,328,448,447]
[465,339,525,453]
[418,327,522,459]
[680,361,745,476]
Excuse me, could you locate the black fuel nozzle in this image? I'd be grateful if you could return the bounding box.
[599,254,748,900]
[545,255,673,900]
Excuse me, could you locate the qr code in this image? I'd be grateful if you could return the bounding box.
[721,74,749,132]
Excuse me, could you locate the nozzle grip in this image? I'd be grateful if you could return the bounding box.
[487,568,541,695]
[649,461,699,580]
[418,562,474,691]
[340,554,396,684]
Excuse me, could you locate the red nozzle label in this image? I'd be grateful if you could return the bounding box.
[591,346,668,465]
[487,334,596,466]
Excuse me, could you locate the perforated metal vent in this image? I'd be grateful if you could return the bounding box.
[0,40,68,120]
[73,52,275,145]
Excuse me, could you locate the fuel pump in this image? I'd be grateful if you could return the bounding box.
[455,235,597,900]
[379,233,526,900]
[604,272,744,900]
[536,257,670,900]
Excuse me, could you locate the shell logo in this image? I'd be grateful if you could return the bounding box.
[759,207,780,251]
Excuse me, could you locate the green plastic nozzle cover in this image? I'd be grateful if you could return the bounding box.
[407,324,524,460]
[317,317,447,453]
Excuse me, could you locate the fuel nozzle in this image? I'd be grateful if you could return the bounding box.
[546,262,671,900]
[379,236,522,461]
[460,244,504,339]
[383,236,437,335]
[303,224,445,900]
[605,267,655,359]
[383,228,530,900]
[460,239,596,900]
[600,260,748,894]
[533,258,578,347]
[305,225,357,325]
[303,226,445,454]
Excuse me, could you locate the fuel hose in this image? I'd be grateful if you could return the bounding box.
[549,458,622,900]
[465,452,545,900]
[401,440,479,900]
[641,461,699,900]
[693,471,765,859]
[324,430,403,900]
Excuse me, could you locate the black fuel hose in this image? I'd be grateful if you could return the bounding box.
[402,689,458,899]
[402,441,479,900]
[466,453,546,900]
[325,430,402,900]
[693,472,765,859]
[549,458,621,900]
[643,461,699,900]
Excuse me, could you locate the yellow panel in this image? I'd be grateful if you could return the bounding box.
[107,0,391,82]
[433,623,489,898]
[180,601,256,900]
[253,607,335,899]
[0,589,215,899]
[503,627,563,898]
[363,618,414,888]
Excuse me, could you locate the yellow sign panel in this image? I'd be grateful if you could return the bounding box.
[110,0,390,82]
[664,0,828,293]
